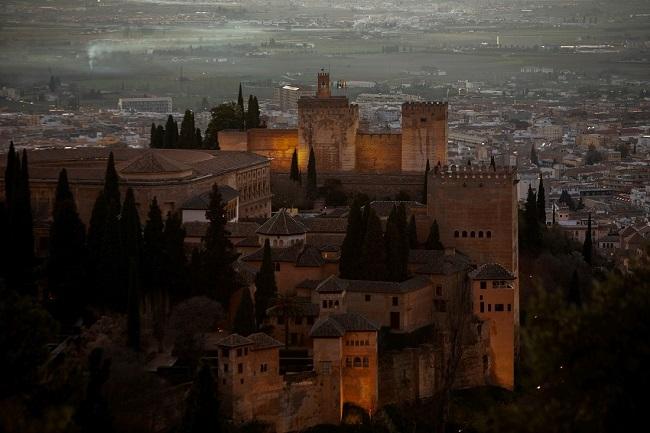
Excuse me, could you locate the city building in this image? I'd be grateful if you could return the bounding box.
[118,97,173,114]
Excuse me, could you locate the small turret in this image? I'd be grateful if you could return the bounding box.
[317,70,331,98]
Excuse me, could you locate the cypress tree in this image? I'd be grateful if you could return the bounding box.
[408,214,418,249]
[179,110,196,148]
[143,197,164,295]
[422,159,430,204]
[155,125,165,149]
[306,146,317,200]
[254,239,277,327]
[76,348,113,433]
[233,287,256,336]
[425,219,444,250]
[490,155,496,171]
[8,150,35,294]
[121,188,142,264]
[87,191,107,303]
[290,148,301,184]
[537,174,546,223]
[164,115,178,148]
[359,208,387,281]
[385,207,404,282]
[582,213,593,265]
[237,83,245,129]
[0,203,6,279]
[339,199,363,279]
[195,128,203,149]
[4,141,17,206]
[180,362,221,433]
[251,96,261,128]
[164,211,188,304]
[525,184,541,247]
[149,123,156,148]
[104,152,121,216]
[202,184,239,306]
[531,143,539,166]
[48,169,87,320]
[126,258,141,351]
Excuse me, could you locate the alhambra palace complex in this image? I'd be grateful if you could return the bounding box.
[0,73,519,432]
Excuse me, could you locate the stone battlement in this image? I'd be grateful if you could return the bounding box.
[402,101,448,114]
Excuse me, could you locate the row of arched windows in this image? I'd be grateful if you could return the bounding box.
[345,356,370,368]
[454,230,492,239]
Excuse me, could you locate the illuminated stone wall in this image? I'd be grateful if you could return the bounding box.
[355,133,402,173]
[401,102,448,172]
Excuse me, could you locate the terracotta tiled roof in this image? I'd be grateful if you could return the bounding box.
[235,235,261,247]
[310,313,379,338]
[215,333,253,347]
[366,201,425,218]
[267,299,319,317]
[247,333,283,350]
[315,275,348,293]
[241,243,323,267]
[298,217,348,233]
[315,274,430,294]
[256,208,308,236]
[181,185,239,209]
[409,249,473,275]
[468,263,515,280]
[120,150,191,174]
[295,279,321,290]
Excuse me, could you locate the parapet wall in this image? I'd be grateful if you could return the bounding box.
[247,128,299,172]
[355,133,402,173]
[218,130,248,151]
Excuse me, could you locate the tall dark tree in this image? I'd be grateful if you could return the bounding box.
[203,102,243,149]
[339,199,363,279]
[149,123,156,148]
[180,362,221,433]
[233,287,256,336]
[4,141,18,207]
[359,208,387,281]
[8,150,35,294]
[179,110,196,148]
[425,219,444,250]
[237,83,245,128]
[254,239,277,327]
[155,125,165,149]
[103,151,121,216]
[290,148,301,184]
[247,96,261,129]
[422,159,430,204]
[201,184,239,306]
[48,169,87,320]
[306,146,318,200]
[126,258,141,351]
[87,191,107,303]
[195,128,203,148]
[490,155,496,171]
[385,206,408,282]
[163,211,188,304]
[524,183,541,247]
[143,197,164,294]
[583,213,593,265]
[163,115,178,148]
[121,188,142,265]
[408,214,418,249]
[537,174,546,223]
[530,142,539,166]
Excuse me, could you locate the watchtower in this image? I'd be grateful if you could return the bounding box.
[317,70,331,98]
[400,102,448,172]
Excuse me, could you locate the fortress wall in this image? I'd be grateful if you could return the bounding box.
[378,345,437,407]
[401,102,448,172]
[355,133,402,173]
[218,130,248,151]
[247,128,299,172]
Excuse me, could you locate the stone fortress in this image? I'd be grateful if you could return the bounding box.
[202,74,518,431]
[219,71,448,174]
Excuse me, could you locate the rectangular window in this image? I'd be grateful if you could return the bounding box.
[480,281,487,289]
[495,304,504,312]
[507,304,512,312]
[436,285,443,296]
[345,357,352,368]
[322,300,327,309]
[236,348,242,357]
[365,294,371,302]
[260,364,268,373]
[237,363,243,374]
[392,296,399,306]
[488,304,492,312]
[223,363,229,373]
[390,312,400,330]
[363,357,369,368]
[480,302,485,313]
[321,361,331,374]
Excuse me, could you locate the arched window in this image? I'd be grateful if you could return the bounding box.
[479,231,484,238]
[273,239,278,246]
[454,231,459,238]
[363,357,369,368]
[274,262,281,272]
[487,231,492,238]
[462,231,468,238]
[353,357,362,368]
[334,300,339,307]
[471,231,476,238]
[279,239,284,247]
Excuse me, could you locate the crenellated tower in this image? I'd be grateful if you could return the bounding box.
[400,102,448,171]
[298,72,359,172]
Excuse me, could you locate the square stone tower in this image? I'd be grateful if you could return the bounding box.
[400,102,448,172]
[298,72,359,172]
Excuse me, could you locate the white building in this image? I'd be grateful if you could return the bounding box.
[118,97,173,114]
